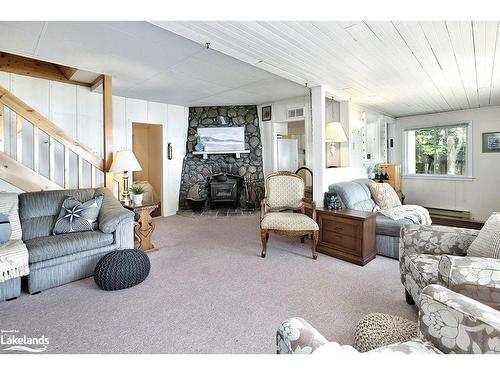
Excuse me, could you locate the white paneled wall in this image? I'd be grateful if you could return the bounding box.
[0,72,188,216]
[395,106,500,221]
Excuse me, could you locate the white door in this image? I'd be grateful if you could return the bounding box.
[277,139,299,172]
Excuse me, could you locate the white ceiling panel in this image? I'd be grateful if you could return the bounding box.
[0,21,306,106]
[159,21,500,116]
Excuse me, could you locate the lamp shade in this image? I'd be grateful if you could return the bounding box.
[108,150,142,172]
[325,122,347,143]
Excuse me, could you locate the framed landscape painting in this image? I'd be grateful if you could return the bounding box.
[482,132,500,153]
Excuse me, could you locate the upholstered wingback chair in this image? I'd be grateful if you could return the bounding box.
[277,285,500,354]
[260,171,319,259]
[400,225,500,309]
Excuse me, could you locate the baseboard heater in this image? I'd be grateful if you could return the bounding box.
[425,207,471,220]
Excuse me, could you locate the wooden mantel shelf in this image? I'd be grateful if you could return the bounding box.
[192,150,250,160]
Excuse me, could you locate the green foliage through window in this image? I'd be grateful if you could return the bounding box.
[407,124,468,176]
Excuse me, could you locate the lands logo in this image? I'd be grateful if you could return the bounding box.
[1,330,49,353]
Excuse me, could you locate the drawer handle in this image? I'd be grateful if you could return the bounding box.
[335,227,343,231]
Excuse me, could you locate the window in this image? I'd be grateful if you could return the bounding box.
[404,122,472,178]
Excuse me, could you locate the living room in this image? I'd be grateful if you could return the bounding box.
[1,1,500,374]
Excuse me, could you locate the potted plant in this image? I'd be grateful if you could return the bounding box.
[130,184,146,205]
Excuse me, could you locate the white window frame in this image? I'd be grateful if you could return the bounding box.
[402,121,474,181]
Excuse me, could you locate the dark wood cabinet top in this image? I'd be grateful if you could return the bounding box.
[316,207,377,220]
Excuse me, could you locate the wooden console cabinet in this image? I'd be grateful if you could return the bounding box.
[316,208,377,266]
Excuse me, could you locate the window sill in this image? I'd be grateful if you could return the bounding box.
[402,174,475,182]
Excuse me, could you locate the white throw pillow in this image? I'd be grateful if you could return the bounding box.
[468,212,500,259]
[368,182,401,210]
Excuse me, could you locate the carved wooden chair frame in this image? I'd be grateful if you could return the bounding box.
[260,171,319,260]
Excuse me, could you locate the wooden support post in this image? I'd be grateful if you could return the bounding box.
[102,75,113,189]
[64,148,70,189]
[33,127,39,173]
[49,136,55,181]
[0,103,4,152]
[16,114,22,163]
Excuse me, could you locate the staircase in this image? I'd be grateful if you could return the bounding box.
[0,84,105,192]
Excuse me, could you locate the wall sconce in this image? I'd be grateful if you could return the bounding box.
[167,143,173,160]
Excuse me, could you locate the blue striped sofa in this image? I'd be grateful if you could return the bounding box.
[18,188,134,294]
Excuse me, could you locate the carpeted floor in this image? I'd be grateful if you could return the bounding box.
[0,215,417,353]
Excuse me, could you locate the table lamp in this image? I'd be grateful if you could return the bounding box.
[325,121,347,166]
[109,150,142,203]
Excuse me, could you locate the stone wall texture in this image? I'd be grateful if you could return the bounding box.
[179,105,264,210]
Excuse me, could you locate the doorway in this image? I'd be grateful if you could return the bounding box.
[132,123,163,217]
[276,120,306,172]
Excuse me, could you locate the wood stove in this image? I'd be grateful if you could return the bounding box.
[209,174,240,208]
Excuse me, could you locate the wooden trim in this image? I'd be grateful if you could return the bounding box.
[102,75,113,188]
[56,65,78,81]
[33,126,39,173]
[90,75,103,91]
[0,103,4,152]
[64,148,70,189]
[0,84,104,170]
[49,136,55,181]
[0,52,91,87]
[0,152,60,191]
[16,114,22,163]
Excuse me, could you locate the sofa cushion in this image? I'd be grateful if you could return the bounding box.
[26,230,114,263]
[375,215,413,237]
[467,212,500,259]
[19,189,97,241]
[328,180,376,212]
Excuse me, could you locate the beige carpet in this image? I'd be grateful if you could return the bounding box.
[0,215,417,353]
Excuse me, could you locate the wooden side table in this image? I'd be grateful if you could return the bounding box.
[123,200,159,253]
[316,208,377,266]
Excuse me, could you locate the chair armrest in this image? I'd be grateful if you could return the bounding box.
[400,225,478,257]
[260,197,268,221]
[418,284,500,354]
[301,197,317,221]
[438,255,500,309]
[276,317,329,354]
[96,188,135,234]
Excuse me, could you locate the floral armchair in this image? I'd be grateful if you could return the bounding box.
[277,284,500,354]
[400,225,500,309]
[260,171,319,259]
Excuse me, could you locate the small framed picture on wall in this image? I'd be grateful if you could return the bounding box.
[482,132,500,153]
[262,105,272,121]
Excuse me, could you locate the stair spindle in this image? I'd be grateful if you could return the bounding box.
[0,103,4,152]
[33,127,39,173]
[64,148,70,189]
[91,164,96,188]
[16,114,22,163]
[78,154,83,189]
[49,136,55,181]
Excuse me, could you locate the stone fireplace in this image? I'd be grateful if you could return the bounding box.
[179,106,264,210]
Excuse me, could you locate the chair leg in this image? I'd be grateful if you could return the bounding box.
[311,231,319,260]
[405,289,415,305]
[300,235,305,243]
[261,230,268,258]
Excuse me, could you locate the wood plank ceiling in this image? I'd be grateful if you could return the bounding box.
[156,21,500,117]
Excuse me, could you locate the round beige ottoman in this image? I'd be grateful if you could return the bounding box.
[354,313,417,352]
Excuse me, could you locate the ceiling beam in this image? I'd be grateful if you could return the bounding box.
[56,65,78,80]
[0,51,91,87]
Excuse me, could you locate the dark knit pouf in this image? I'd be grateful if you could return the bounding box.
[94,249,150,291]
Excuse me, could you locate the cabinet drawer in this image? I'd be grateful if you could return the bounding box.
[321,231,360,253]
[320,215,360,238]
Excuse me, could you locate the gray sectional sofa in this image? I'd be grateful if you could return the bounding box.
[328,179,411,259]
[0,187,134,299]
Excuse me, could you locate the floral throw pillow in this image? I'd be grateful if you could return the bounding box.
[53,194,104,235]
[368,182,401,209]
[467,212,500,259]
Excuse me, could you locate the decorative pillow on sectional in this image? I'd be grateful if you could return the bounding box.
[368,182,401,209]
[467,212,500,259]
[53,194,104,235]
